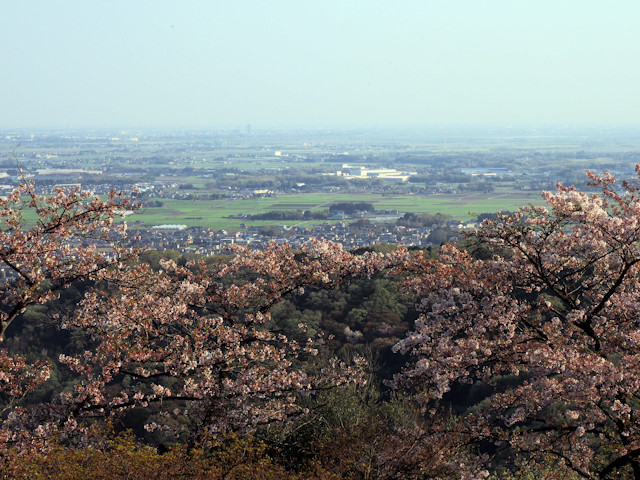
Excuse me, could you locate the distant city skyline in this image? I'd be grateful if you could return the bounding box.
[2,1,640,129]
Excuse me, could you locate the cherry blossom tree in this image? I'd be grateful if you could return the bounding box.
[0,181,137,449]
[393,167,640,478]
[57,240,399,442]
[0,178,403,450]
[0,181,137,338]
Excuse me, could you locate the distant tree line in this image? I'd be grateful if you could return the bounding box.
[247,202,376,221]
[329,202,375,214]
[248,210,329,221]
[396,212,452,228]
[456,181,495,192]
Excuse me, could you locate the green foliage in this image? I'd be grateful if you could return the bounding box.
[259,225,284,237]
[329,202,375,214]
[396,211,452,227]
[0,432,339,480]
[262,381,463,480]
[426,227,462,245]
[248,210,329,221]
[268,272,415,383]
[138,249,183,270]
[351,244,397,256]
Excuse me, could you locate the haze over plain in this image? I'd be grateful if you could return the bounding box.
[2,1,639,129]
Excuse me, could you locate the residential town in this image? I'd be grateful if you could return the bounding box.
[134,218,472,256]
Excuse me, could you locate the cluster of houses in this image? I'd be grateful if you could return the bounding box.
[132,220,476,256]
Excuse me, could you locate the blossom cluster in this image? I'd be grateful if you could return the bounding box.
[392,167,640,477]
[56,239,400,440]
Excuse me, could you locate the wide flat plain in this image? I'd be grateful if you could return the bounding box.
[128,188,545,230]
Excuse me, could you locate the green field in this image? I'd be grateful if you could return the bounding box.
[10,185,546,232]
[127,189,545,230]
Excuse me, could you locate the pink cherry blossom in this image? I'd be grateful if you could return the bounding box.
[392,166,640,478]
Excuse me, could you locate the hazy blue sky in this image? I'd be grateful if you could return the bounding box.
[2,1,639,129]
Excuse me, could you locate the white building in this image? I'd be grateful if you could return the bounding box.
[336,164,416,182]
